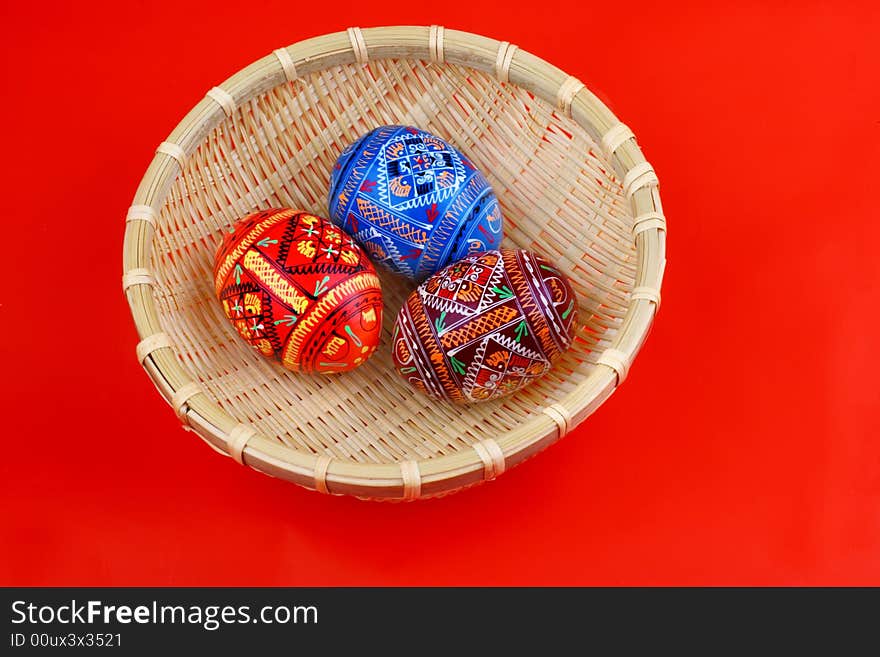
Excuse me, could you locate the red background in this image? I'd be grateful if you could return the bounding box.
[1,1,878,586]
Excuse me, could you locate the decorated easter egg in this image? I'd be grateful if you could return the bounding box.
[392,249,579,403]
[328,125,504,281]
[213,209,383,373]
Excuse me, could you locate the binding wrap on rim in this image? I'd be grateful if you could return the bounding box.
[273,48,298,82]
[126,204,156,227]
[206,86,236,118]
[495,41,518,82]
[347,27,368,64]
[171,382,202,424]
[429,25,445,64]
[473,439,506,480]
[156,141,186,166]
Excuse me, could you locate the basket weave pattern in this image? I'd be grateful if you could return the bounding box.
[122,27,666,499]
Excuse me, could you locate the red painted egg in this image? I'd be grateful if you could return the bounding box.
[392,249,578,402]
[213,209,383,373]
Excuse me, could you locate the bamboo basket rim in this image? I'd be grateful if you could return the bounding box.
[122,25,666,499]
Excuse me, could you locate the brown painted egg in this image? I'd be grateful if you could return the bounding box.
[392,249,578,403]
[214,209,383,373]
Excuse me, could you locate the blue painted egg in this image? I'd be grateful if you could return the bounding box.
[328,125,504,281]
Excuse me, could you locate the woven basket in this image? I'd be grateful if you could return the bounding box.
[122,26,666,500]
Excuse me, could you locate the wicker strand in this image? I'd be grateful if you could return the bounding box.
[227,424,257,465]
[542,403,571,437]
[633,211,667,236]
[272,47,298,82]
[623,162,659,200]
[136,333,171,364]
[125,204,156,227]
[347,27,368,64]
[600,123,635,158]
[429,25,445,64]
[206,86,236,118]
[170,382,202,424]
[494,41,517,82]
[556,76,585,117]
[597,348,629,385]
[472,438,505,480]
[400,460,421,500]
[631,285,661,308]
[313,454,332,494]
[156,141,186,166]
[122,268,156,291]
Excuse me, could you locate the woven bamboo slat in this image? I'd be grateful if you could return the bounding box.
[122,26,666,500]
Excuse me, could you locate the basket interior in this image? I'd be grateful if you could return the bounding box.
[151,58,636,465]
